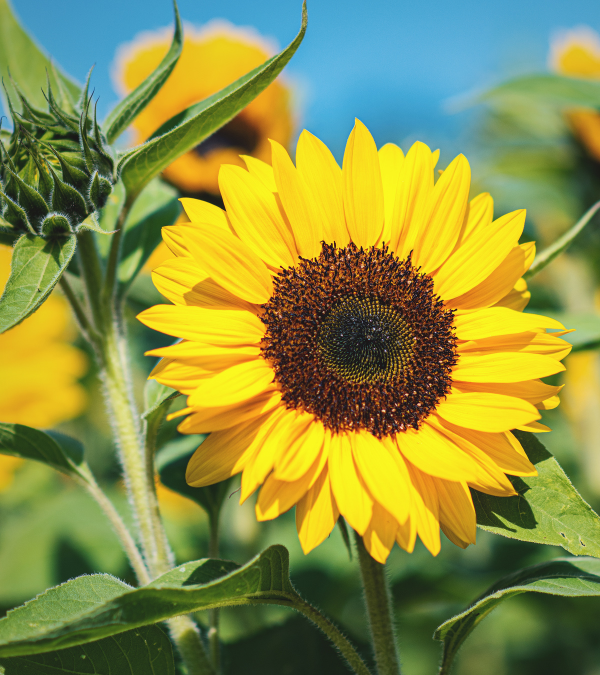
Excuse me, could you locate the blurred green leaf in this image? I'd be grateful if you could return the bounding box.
[117,1,307,203]
[156,435,231,518]
[434,557,600,675]
[524,200,600,280]
[104,2,182,144]
[0,233,76,333]
[0,624,174,675]
[0,0,79,112]
[0,424,85,478]
[119,179,180,293]
[0,546,295,657]
[473,431,600,557]
[479,74,600,109]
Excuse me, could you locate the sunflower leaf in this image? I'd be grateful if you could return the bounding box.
[117,1,307,204]
[104,1,183,144]
[0,424,85,478]
[118,178,180,293]
[0,0,79,112]
[156,436,232,518]
[473,431,600,557]
[0,624,175,675]
[0,546,296,657]
[524,200,600,281]
[0,233,77,333]
[141,378,181,420]
[434,557,600,675]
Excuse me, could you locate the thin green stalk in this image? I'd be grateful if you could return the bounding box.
[291,598,372,675]
[59,275,100,346]
[75,467,151,586]
[76,230,105,329]
[354,531,401,675]
[207,512,221,673]
[168,615,216,675]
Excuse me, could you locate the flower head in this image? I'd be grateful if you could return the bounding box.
[114,21,293,196]
[138,121,570,562]
[550,26,600,161]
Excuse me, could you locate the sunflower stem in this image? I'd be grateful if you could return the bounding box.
[354,531,401,675]
[207,510,221,673]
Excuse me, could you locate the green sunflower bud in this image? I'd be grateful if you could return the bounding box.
[0,73,116,238]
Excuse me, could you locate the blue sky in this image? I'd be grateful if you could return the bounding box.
[10,0,600,160]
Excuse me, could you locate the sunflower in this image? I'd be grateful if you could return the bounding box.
[114,21,293,196]
[138,121,570,562]
[550,26,600,161]
[0,245,88,490]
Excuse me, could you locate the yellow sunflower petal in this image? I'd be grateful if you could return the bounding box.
[177,391,281,434]
[241,155,277,192]
[453,380,562,406]
[435,479,476,546]
[395,515,417,554]
[162,225,194,258]
[185,413,271,487]
[274,417,326,482]
[187,359,274,407]
[436,392,540,432]
[362,503,399,564]
[137,305,265,344]
[405,462,441,556]
[459,332,572,361]
[296,129,349,246]
[412,153,471,273]
[495,277,531,311]
[454,307,564,340]
[271,139,322,257]
[517,421,551,433]
[342,119,384,247]
[352,430,410,524]
[390,141,434,257]
[458,192,494,244]
[219,164,297,267]
[255,460,318,522]
[449,242,535,310]
[296,468,339,554]
[328,432,374,535]
[177,223,272,304]
[152,258,254,311]
[453,352,565,383]
[378,143,404,244]
[434,209,525,299]
[179,198,230,229]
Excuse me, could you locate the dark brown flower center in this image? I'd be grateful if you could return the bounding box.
[260,243,457,437]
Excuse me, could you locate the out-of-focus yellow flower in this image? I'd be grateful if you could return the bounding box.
[0,245,88,490]
[551,27,600,161]
[114,21,294,196]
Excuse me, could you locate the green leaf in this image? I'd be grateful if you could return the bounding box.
[0,546,296,657]
[0,233,76,333]
[0,0,79,112]
[104,1,183,144]
[118,1,307,203]
[434,557,600,675]
[118,178,180,292]
[142,378,180,421]
[473,431,600,557]
[156,436,231,518]
[0,625,174,675]
[524,200,600,280]
[0,424,85,478]
[480,74,600,109]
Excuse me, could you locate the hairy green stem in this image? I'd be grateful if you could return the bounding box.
[355,531,401,675]
[58,275,100,346]
[207,512,221,673]
[292,598,372,675]
[169,615,216,675]
[75,468,151,585]
[76,230,105,330]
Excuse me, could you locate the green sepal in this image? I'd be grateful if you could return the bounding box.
[104,0,183,144]
[0,189,33,233]
[48,165,88,223]
[434,557,600,675]
[41,213,72,236]
[88,170,113,210]
[474,431,600,557]
[0,232,76,332]
[5,166,49,225]
[47,143,90,192]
